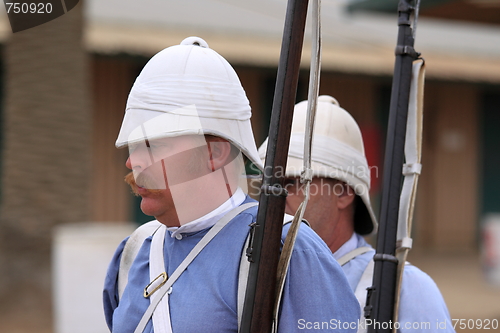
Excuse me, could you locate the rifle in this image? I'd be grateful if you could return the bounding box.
[365,1,423,332]
[239,0,309,332]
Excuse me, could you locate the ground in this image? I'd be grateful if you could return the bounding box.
[409,252,500,333]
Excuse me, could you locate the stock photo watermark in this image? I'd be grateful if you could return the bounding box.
[297,318,499,331]
[246,164,379,198]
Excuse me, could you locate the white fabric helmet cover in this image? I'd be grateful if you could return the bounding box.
[116,36,263,172]
[258,95,378,235]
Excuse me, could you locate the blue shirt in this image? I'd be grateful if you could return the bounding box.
[339,234,455,333]
[103,197,360,332]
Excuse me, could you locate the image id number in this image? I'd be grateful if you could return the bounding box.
[452,319,498,330]
[5,2,53,14]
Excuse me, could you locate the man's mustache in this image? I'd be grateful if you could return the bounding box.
[124,171,164,195]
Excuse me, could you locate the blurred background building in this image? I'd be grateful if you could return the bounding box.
[0,0,499,332]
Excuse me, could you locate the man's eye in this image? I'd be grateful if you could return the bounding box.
[128,144,139,153]
[148,142,167,151]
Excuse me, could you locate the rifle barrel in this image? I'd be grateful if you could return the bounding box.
[239,0,309,332]
[366,1,420,332]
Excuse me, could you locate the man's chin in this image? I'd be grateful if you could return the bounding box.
[139,196,162,217]
[139,196,179,226]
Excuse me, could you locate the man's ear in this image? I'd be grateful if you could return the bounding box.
[337,183,356,210]
[206,138,232,171]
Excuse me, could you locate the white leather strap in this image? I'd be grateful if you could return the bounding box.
[394,59,425,326]
[402,162,422,176]
[354,260,375,333]
[337,246,373,267]
[118,221,162,300]
[134,202,258,333]
[237,235,251,332]
[396,60,425,251]
[149,225,172,333]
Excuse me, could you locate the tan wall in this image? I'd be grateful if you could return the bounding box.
[317,74,480,253]
[91,57,136,223]
[319,74,377,126]
[236,67,269,146]
[318,75,481,253]
[416,82,479,253]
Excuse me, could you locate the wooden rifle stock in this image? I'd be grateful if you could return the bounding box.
[365,1,421,332]
[239,0,309,332]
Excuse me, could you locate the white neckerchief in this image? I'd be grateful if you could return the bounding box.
[333,232,357,261]
[167,188,246,239]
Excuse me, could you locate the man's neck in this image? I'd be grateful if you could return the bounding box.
[326,209,355,253]
[328,230,354,253]
[167,188,246,237]
[332,233,358,260]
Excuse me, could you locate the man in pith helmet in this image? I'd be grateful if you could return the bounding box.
[103,38,359,333]
[259,95,454,332]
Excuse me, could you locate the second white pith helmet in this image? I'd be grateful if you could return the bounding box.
[258,95,377,235]
[115,36,263,171]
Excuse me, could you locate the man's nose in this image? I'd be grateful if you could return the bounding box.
[125,156,133,170]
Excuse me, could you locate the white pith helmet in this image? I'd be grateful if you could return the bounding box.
[258,95,377,235]
[115,36,263,171]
